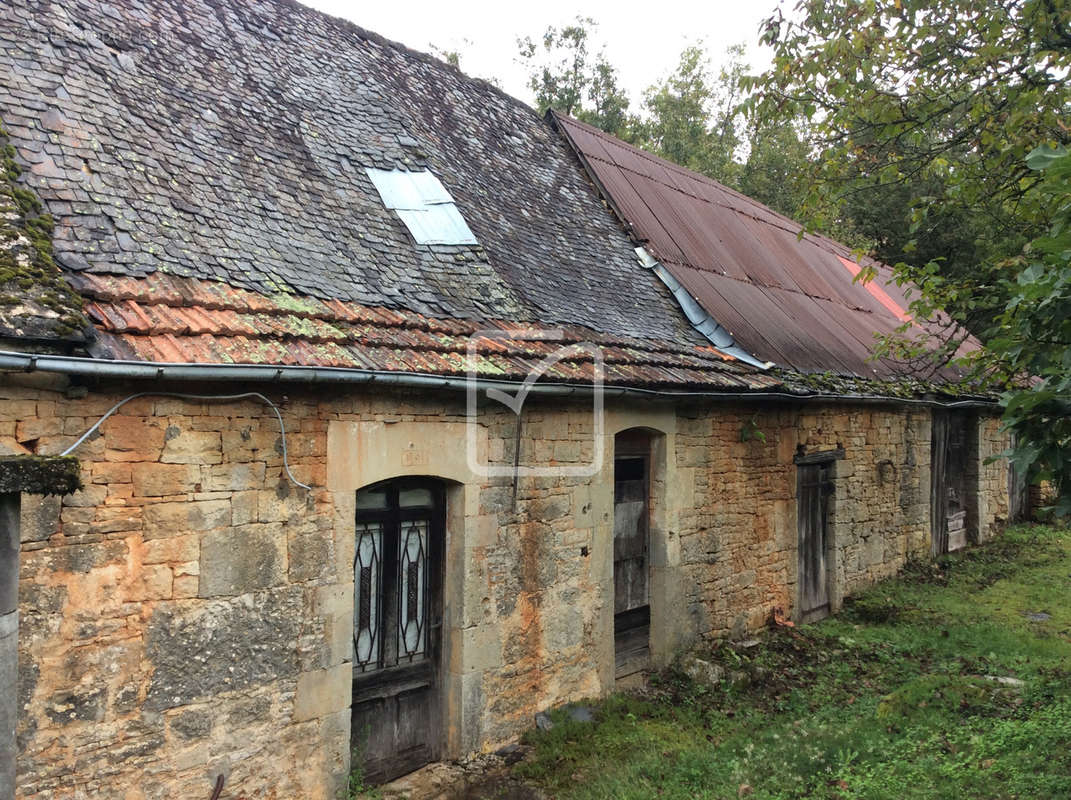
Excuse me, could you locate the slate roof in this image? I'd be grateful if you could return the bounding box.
[552,112,975,380]
[0,0,708,353]
[0,0,978,397]
[0,123,87,343]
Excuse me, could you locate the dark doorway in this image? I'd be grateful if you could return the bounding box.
[797,460,834,623]
[351,478,445,784]
[614,431,650,680]
[931,412,975,555]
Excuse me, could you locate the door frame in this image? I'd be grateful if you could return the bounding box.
[351,477,447,783]
[612,443,651,680]
[795,456,837,624]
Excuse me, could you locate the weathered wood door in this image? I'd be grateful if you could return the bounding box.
[614,451,650,678]
[931,412,971,555]
[798,461,833,623]
[351,479,444,784]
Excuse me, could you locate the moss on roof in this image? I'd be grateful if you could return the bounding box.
[0,121,86,342]
[772,367,998,403]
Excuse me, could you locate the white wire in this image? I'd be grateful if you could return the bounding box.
[59,391,313,491]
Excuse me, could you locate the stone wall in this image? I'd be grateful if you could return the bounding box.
[1,373,1011,797]
[675,403,1005,641]
[975,414,1011,542]
[7,374,346,799]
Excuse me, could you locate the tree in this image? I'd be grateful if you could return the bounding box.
[993,146,1071,516]
[736,119,813,220]
[517,28,819,211]
[516,18,632,137]
[747,0,1071,328]
[749,0,1071,509]
[638,44,745,183]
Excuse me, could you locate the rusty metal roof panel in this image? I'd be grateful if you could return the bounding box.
[553,111,973,380]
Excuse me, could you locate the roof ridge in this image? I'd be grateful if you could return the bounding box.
[551,111,816,234]
[274,0,543,125]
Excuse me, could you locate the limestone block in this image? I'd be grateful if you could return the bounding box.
[91,462,132,485]
[62,484,108,508]
[315,584,353,666]
[199,526,287,597]
[124,564,174,602]
[542,597,583,652]
[144,588,303,710]
[161,430,223,465]
[132,464,198,497]
[101,416,166,456]
[230,490,258,526]
[142,535,199,566]
[293,663,350,722]
[20,493,60,543]
[143,500,229,539]
[205,461,266,492]
[461,624,502,674]
[468,514,499,550]
[288,532,332,584]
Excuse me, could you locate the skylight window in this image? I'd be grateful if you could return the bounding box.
[365,168,478,245]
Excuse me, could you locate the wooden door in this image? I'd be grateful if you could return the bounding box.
[614,453,650,679]
[931,412,971,555]
[798,461,833,623]
[351,479,444,784]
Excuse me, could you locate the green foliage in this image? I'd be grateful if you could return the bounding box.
[739,415,766,443]
[748,0,1071,508]
[637,44,743,183]
[516,18,632,137]
[514,525,1071,799]
[516,25,817,215]
[992,146,1071,515]
[747,0,1070,275]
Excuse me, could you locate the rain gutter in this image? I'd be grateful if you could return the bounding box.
[0,350,998,410]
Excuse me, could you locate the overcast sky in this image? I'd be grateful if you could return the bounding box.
[300,0,784,109]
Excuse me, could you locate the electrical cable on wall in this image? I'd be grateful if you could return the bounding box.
[60,391,313,491]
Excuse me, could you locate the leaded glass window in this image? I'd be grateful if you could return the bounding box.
[353,522,382,668]
[398,520,428,660]
[353,481,442,674]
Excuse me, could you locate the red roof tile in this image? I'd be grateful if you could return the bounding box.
[80,273,780,391]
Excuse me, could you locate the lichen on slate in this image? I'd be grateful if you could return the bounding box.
[0,121,86,341]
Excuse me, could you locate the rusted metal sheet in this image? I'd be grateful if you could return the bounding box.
[553,112,974,379]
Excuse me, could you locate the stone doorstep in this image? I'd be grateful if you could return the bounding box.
[372,748,543,800]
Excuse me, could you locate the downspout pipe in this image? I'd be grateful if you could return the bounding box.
[0,494,18,800]
[0,350,998,410]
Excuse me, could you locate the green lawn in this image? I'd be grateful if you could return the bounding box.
[514,525,1071,799]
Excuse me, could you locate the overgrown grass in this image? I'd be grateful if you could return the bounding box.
[515,525,1071,799]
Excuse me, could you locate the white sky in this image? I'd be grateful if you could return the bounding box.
[300,0,785,108]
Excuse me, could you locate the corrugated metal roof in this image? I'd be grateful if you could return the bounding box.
[70,273,782,391]
[553,112,974,380]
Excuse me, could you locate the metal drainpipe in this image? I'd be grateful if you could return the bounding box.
[1,491,19,799]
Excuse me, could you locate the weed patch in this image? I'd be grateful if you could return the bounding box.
[513,525,1071,799]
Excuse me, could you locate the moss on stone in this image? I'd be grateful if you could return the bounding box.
[0,455,82,495]
[0,119,86,337]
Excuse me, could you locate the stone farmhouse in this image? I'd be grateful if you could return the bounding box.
[0,0,1014,797]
